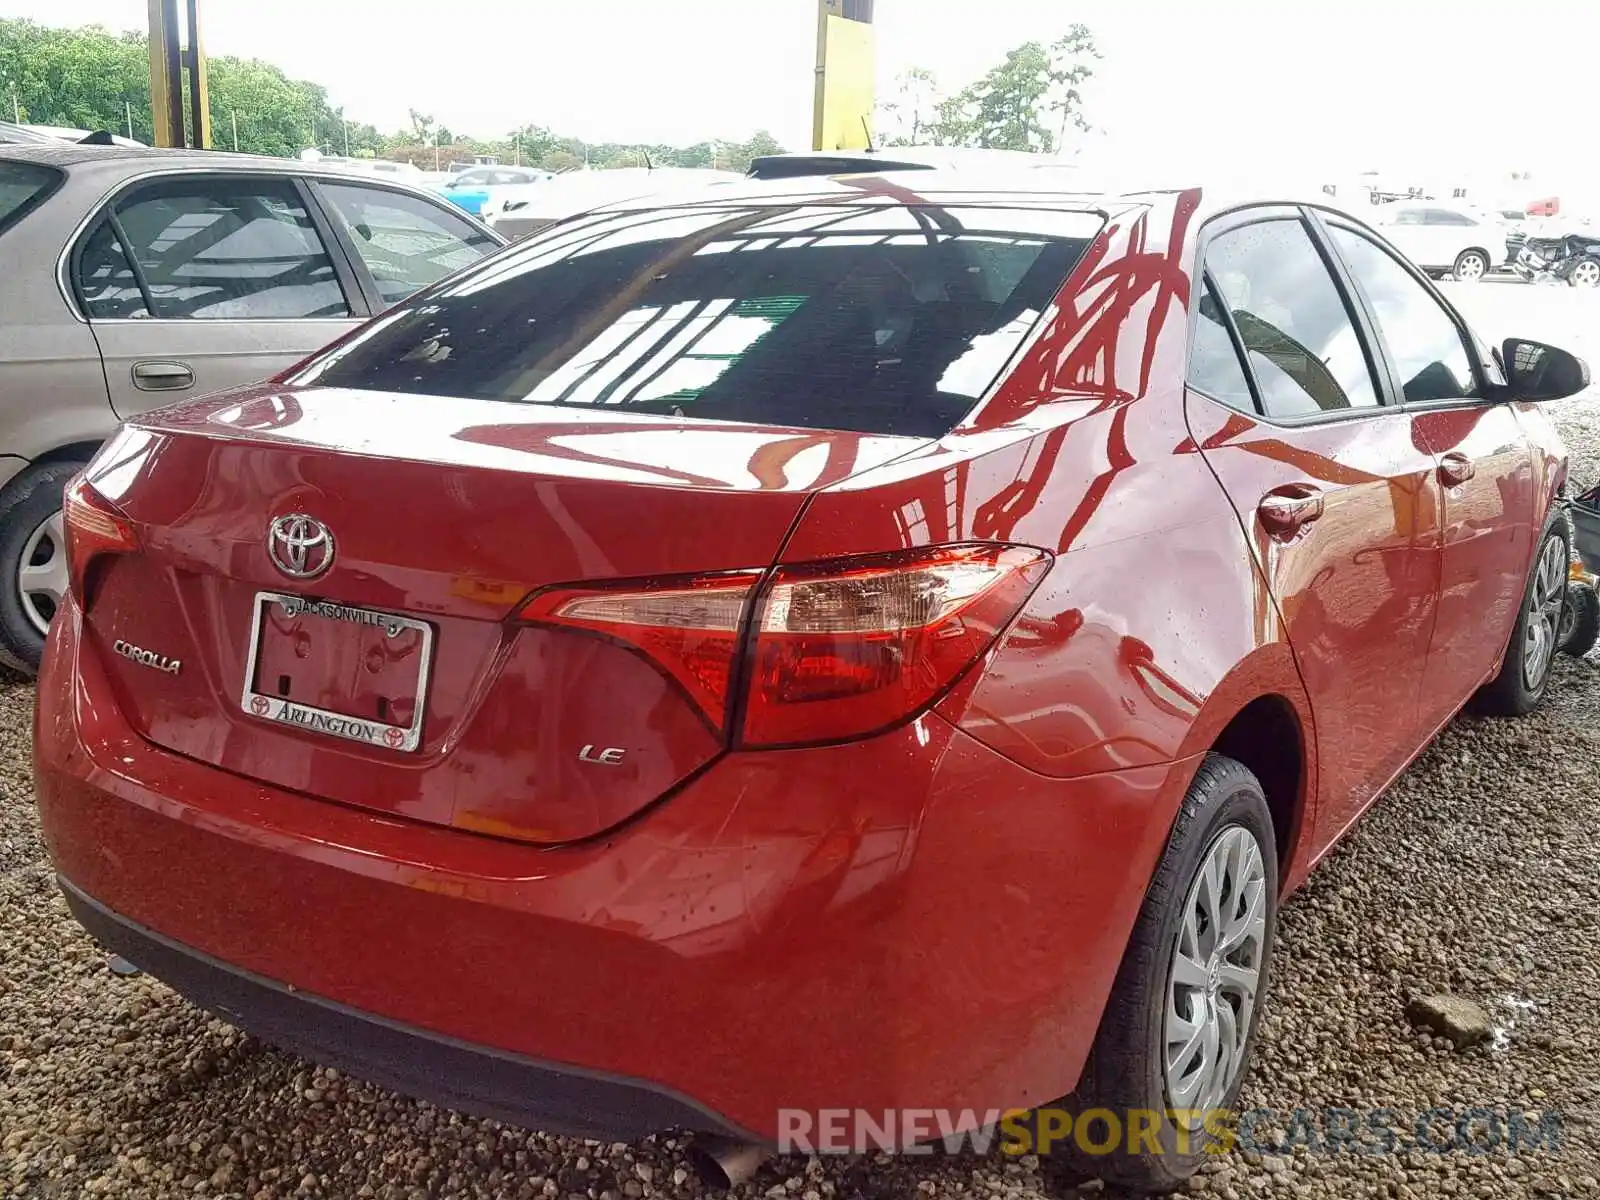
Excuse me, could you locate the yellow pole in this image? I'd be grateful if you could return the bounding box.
[147,0,183,147]
[811,0,876,152]
[185,0,211,150]
[811,0,832,152]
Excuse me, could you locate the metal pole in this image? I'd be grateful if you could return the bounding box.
[184,0,210,148]
[343,119,350,156]
[147,0,185,147]
[11,84,20,124]
[231,110,238,151]
[127,101,135,140]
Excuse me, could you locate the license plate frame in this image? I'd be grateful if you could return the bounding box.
[239,591,434,753]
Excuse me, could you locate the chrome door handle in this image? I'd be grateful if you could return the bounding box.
[132,360,195,392]
[1258,485,1325,539]
[1439,453,1476,486]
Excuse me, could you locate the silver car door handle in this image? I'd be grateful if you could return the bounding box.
[131,361,195,391]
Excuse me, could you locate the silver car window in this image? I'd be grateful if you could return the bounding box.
[98,177,351,320]
[319,181,499,307]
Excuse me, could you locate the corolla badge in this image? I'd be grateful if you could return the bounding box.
[114,640,181,675]
[268,514,336,580]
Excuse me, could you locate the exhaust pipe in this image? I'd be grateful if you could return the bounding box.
[687,1135,768,1189]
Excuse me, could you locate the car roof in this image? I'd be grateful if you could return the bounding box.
[0,142,263,169]
[579,168,1358,228]
[0,142,497,207]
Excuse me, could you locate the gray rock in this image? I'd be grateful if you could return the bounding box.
[1404,994,1495,1050]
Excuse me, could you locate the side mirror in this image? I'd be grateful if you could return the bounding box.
[1501,338,1590,402]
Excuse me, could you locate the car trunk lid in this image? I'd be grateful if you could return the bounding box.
[81,384,923,844]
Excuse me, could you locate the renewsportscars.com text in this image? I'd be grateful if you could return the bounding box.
[777,1106,1565,1157]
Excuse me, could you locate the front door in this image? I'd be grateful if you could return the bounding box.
[1185,212,1444,852]
[71,173,364,421]
[1321,221,1536,727]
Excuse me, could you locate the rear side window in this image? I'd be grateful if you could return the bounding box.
[84,176,351,320]
[318,182,499,307]
[78,220,150,318]
[1187,277,1256,413]
[1204,220,1380,420]
[0,160,61,235]
[293,204,1102,437]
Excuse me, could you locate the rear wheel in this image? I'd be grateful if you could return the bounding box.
[1472,514,1570,715]
[1061,755,1278,1193]
[1568,256,1600,288]
[1558,580,1600,657]
[1452,249,1489,281]
[0,461,86,676]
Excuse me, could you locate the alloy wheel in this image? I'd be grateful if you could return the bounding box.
[1163,823,1267,1123]
[1456,254,1487,281]
[17,510,66,637]
[1523,535,1567,691]
[1572,260,1600,288]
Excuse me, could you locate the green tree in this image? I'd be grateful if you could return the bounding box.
[915,26,1100,153]
[207,56,337,157]
[1045,25,1100,144]
[0,19,149,139]
[0,16,793,169]
[878,67,940,146]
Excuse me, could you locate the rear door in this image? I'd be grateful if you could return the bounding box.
[1319,216,1536,725]
[1184,209,1444,850]
[73,172,367,421]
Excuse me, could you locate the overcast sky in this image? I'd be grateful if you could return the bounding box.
[4,0,1594,184]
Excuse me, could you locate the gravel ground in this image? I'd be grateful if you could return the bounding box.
[4,283,1600,1199]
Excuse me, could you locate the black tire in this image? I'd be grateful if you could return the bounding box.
[1566,256,1600,288]
[1471,511,1569,715]
[0,461,87,676]
[1558,581,1600,657]
[1452,249,1490,281]
[1058,754,1279,1194]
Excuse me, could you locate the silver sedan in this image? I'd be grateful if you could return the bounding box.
[0,143,504,672]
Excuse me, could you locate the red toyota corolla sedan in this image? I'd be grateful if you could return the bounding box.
[33,176,1589,1191]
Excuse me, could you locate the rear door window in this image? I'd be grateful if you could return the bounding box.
[318,181,501,306]
[0,160,62,234]
[87,176,352,320]
[1204,219,1380,420]
[293,204,1103,437]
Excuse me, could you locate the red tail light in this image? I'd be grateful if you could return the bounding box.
[743,545,1050,746]
[518,572,761,733]
[62,476,139,600]
[518,544,1049,747]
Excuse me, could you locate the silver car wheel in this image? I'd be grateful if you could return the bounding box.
[17,509,66,637]
[1455,253,1487,280]
[1572,259,1600,288]
[1523,534,1567,690]
[1164,823,1267,1122]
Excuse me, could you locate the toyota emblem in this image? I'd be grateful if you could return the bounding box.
[268,514,335,580]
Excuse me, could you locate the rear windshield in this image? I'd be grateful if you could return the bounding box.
[0,161,62,235]
[295,202,1104,437]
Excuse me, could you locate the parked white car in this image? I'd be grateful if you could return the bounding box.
[1368,200,1508,280]
[481,167,744,239]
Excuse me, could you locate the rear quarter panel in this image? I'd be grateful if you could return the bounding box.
[785,192,1317,841]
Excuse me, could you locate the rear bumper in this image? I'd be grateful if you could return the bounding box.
[59,876,743,1140]
[35,596,1192,1142]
